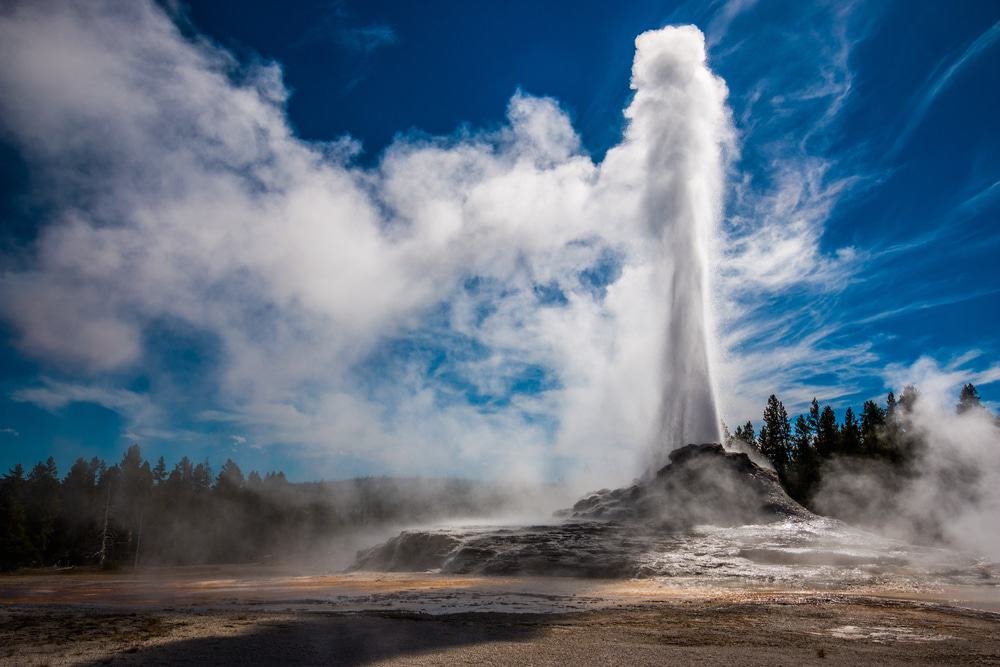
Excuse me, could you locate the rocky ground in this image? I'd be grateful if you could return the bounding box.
[352,444,817,577]
[562,442,812,525]
[2,585,1000,665]
[2,569,1000,665]
[351,445,993,584]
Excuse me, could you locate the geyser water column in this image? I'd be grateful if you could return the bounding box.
[612,26,730,471]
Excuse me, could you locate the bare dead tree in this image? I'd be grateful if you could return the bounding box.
[133,503,145,570]
[98,479,112,568]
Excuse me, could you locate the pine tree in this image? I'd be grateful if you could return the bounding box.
[192,460,212,493]
[116,445,153,566]
[791,415,812,460]
[898,385,919,414]
[733,420,757,450]
[0,464,36,569]
[264,471,288,488]
[25,458,61,562]
[885,385,922,465]
[152,457,167,484]
[785,413,819,502]
[816,405,839,458]
[246,470,263,490]
[860,399,885,454]
[216,459,245,492]
[759,395,790,474]
[840,407,861,456]
[882,391,901,460]
[957,383,984,414]
[170,457,194,487]
[807,398,820,435]
[61,457,101,565]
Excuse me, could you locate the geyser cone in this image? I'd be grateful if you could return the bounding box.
[352,444,816,578]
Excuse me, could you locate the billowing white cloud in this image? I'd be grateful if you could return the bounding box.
[816,355,1000,559]
[0,1,732,488]
[883,353,1000,404]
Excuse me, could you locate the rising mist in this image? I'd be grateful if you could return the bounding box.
[0,5,732,489]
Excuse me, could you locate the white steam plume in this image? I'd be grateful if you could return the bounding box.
[0,1,731,486]
[815,357,1000,559]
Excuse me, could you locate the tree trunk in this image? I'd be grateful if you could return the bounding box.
[133,505,144,570]
[98,482,112,568]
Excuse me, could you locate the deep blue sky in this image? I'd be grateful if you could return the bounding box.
[1,0,998,480]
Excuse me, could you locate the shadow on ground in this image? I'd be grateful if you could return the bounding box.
[81,612,547,666]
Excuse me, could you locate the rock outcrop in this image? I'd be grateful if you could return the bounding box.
[561,443,812,526]
[352,443,815,577]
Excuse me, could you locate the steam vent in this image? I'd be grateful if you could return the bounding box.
[353,444,815,578]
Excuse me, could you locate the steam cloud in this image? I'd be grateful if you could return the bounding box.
[0,1,731,486]
[815,359,1000,560]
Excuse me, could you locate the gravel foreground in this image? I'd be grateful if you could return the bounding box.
[3,598,1000,666]
[2,569,999,665]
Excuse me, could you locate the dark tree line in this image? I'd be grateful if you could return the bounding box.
[0,445,511,571]
[727,383,992,508]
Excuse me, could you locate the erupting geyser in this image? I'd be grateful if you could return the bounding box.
[352,28,993,587]
[610,26,729,469]
[352,31,792,580]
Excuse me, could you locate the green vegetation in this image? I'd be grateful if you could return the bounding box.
[726,383,994,509]
[0,449,508,571]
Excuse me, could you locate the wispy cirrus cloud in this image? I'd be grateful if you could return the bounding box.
[337,24,397,53]
[707,1,885,420]
[888,19,1000,158]
[293,1,398,56]
[13,378,149,413]
[713,2,870,300]
[704,0,758,48]
[11,377,190,442]
[720,157,863,293]
[701,2,996,423]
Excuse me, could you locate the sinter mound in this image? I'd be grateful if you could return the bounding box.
[353,444,815,578]
[561,443,811,525]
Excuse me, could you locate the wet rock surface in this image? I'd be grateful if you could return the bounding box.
[352,443,994,582]
[355,521,643,577]
[352,444,844,578]
[560,443,813,526]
